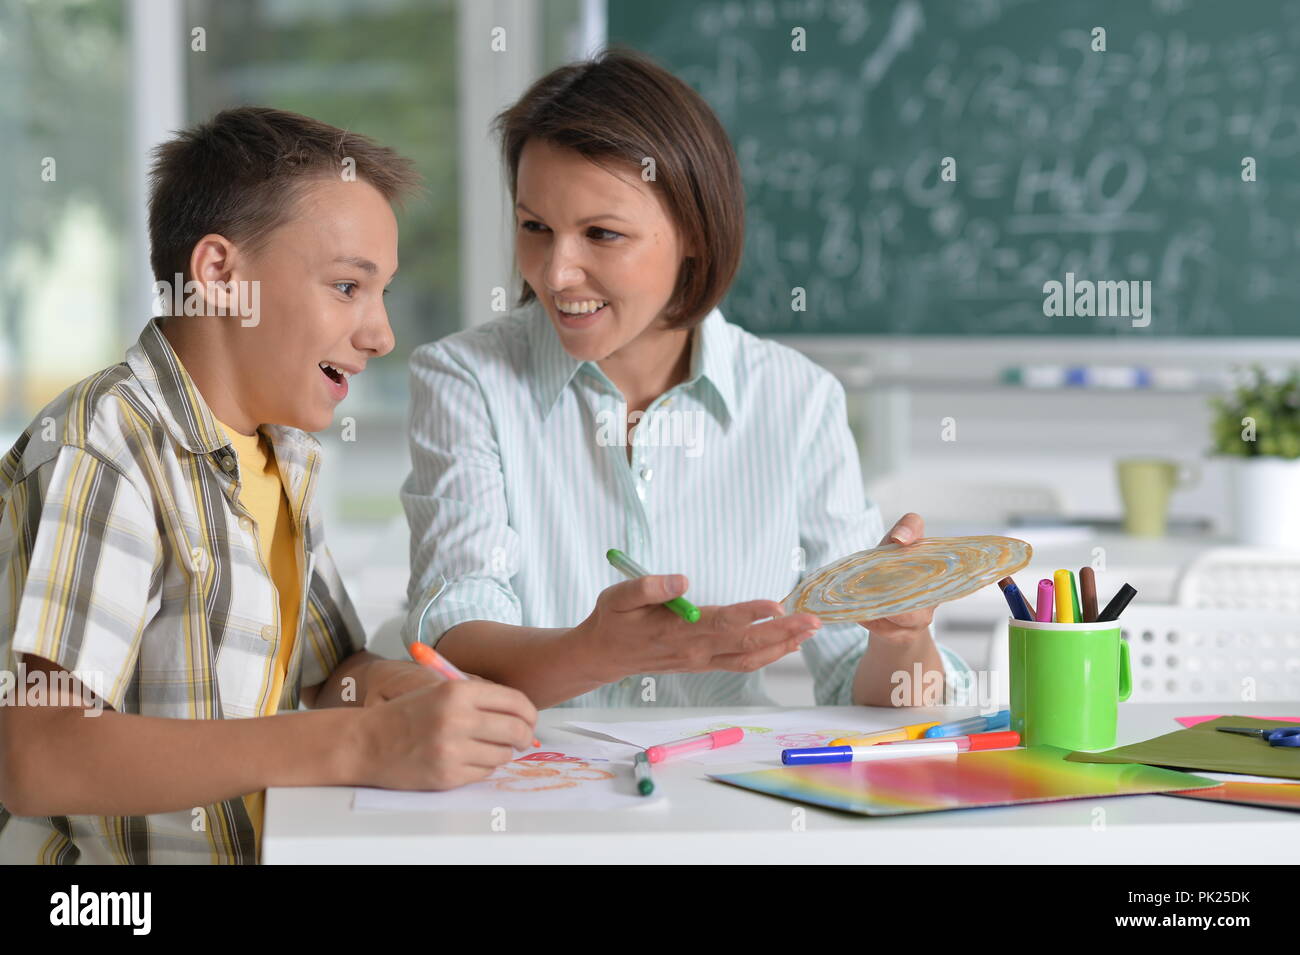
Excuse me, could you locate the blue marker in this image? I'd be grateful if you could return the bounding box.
[923,709,1010,738]
[996,576,1034,621]
[782,746,857,765]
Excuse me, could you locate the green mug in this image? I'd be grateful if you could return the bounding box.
[1008,619,1132,751]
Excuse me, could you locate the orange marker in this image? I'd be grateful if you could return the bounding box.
[408,642,539,747]
[829,721,941,747]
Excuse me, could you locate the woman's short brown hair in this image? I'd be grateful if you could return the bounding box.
[494,48,744,329]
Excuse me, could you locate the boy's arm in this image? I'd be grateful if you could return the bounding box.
[0,653,537,817]
[296,539,437,708]
[0,655,364,817]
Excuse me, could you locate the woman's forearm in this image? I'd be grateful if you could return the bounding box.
[435,619,620,708]
[852,628,946,707]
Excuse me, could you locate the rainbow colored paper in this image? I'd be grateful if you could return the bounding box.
[709,746,1220,816]
[1165,781,1300,813]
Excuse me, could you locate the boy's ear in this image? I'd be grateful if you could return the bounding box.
[188,234,240,316]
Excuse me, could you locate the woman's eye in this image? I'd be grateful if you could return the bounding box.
[334,281,358,297]
[588,227,622,241]
[520,220,548,233]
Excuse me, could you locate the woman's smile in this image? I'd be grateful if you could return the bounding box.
[553,295,610,329]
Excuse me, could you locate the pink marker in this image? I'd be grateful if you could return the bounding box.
[645,727,744,763]
[1035,579,1055,622]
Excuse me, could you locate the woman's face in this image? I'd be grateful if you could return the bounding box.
[514,138,688,363]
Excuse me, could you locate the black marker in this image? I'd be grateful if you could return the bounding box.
[1097,583,1137,622]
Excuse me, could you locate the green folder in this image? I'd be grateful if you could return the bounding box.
[1066,715,1300,779]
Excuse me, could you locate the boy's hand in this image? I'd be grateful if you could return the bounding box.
[357,679,538,791]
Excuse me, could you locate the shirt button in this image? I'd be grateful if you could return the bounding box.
[260,625,276,641]
[239,517,253,533]
[219,455,236,472]
[636,485,646,500]
[620,676,636,689]
[640,467,653,482]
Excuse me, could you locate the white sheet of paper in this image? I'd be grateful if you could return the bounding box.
[1189,771,1300,785]
[352,738,662,811]
[566,709,930,765]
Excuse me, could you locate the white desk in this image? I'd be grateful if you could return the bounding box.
[263,701,1299,864]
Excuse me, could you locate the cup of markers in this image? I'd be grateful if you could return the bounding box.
[1001,570,1137,751]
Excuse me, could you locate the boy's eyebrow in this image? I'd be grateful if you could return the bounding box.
[516,202,629,226]
[334,255,379,274]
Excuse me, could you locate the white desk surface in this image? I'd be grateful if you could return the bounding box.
[263,701,1300,864]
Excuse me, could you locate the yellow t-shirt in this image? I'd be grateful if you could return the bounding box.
[216,420,302,854]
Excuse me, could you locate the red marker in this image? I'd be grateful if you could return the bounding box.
[645,727,744,764]
[879,730,1020,752]
[409,642,539,747]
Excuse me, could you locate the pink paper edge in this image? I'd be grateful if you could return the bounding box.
[1175,714,1300,728]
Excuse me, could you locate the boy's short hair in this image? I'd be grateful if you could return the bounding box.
[147,106,422,283]
[494,48,745,330]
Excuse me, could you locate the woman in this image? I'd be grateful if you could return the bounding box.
[397,50,975,709]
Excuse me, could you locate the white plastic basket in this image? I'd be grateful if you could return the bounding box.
[986,605,1300,703]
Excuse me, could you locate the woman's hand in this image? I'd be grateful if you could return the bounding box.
[856,512,936,644]
[572,574,821,682]
[361,658,449,706]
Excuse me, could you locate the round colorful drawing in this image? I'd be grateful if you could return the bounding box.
[785,535,1032,622]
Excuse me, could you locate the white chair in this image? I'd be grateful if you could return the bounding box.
[1175,547,1300,612]
[986,605,1300,704]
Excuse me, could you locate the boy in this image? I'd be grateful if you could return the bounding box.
[0,107,537,864]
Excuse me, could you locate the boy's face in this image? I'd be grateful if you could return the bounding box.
[225,177,398,432]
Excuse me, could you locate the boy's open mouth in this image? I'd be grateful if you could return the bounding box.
[318,361,349,384]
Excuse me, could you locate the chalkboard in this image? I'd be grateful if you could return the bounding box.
[609,0,1300,336]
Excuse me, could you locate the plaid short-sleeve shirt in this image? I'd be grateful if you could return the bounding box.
[0,319,365,864]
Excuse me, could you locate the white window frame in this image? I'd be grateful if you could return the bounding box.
[127,0,185,339]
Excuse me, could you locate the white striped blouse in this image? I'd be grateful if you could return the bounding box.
[395,304,974,707]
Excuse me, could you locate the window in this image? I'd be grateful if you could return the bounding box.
[0,0,129,429]
[184,0,461,415]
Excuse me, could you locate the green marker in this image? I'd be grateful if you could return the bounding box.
[606,548,701,623]
[633,751,655,796]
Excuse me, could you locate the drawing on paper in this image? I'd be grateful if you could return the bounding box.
[492,751,616,792]
[702,722,773,735]
[773,731,863,748]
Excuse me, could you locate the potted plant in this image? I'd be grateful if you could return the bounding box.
[1210,366,1300,549]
